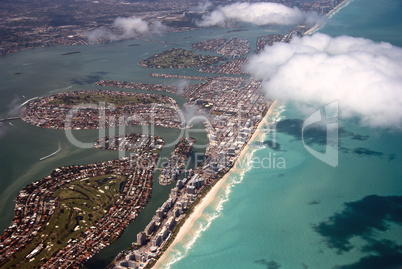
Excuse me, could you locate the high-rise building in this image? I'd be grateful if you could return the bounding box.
[137,231,146,246]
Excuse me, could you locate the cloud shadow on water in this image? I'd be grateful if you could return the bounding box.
[353,147,383,157]
[254,259,281,269]
[351,134,370,141]
[263,140,282,151]
[275,119,390,158]
[71,71,108,85]
[314,195,402,253]
[388,153,397,161]
[334,239,402,269]
[308,200,321,205]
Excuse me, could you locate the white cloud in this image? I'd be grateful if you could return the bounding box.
[85,29,117,42]
[150,20,168,34]
[246,33,402,129]
[113,17,150,37]
[85,17,167,41]
[193,0,213,12]
[196,2,321,27]
[175,79,190,95]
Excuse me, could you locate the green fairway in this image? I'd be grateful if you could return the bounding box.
[4,175,126,269]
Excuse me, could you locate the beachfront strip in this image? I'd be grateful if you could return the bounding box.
[0,144,160,268]
[20,90,183,130]
[110,76,271,269]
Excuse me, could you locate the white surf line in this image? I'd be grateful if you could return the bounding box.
[39,143,61,161]
[19,96,38,107]
[49,85,72,93]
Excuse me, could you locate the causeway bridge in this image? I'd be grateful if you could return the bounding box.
[0,117,21,122]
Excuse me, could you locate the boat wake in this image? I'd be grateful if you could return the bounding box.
[39,142,61,161]
[49,85,72,94]
[19,96,38,107]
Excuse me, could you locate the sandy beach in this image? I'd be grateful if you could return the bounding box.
[153,99,278,268]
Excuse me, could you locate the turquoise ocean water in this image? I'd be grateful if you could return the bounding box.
[160,0,402,268]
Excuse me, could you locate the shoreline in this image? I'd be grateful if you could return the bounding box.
[152,99,278,268]
[304,0,352,35]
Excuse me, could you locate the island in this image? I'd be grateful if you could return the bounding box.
[0,134,163,268]
[199,58,249,75]
[216,37,251,58]
[159,137,195,185]
[94,134,165,153]
[190,38,227,52]
[94,79,202,95]
[256,34,285,54]
[21,90,182,130]
[139,48,226,69]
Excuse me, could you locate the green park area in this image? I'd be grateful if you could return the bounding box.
[49,94,163,106]
[139,48,226,69]
[4,174,125,269]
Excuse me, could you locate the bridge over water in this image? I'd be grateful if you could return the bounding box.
[0,117,21,122]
